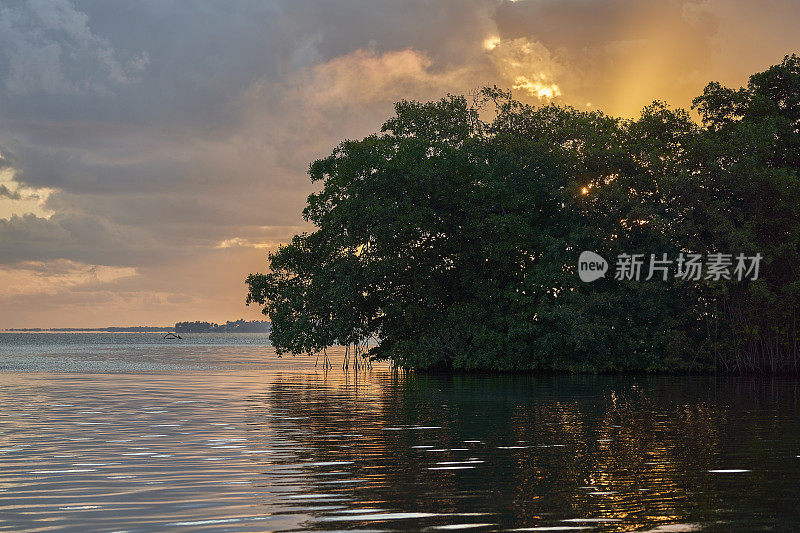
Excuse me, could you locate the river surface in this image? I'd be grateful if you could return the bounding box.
[1,333,799,532]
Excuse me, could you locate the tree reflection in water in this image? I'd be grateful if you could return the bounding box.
[243,359,800,531]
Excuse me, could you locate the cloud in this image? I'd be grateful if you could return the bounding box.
[486,37,564,99]
[1,0,800,327]
[0,0,147,95]
[0,259,137,297]
[0,184,21,200]
[0,147,54,218]
[299,48,471,107]
[0,211,165,267]
[217,237,279,250]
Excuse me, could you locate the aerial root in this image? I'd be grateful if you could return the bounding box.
[338,342,372,372]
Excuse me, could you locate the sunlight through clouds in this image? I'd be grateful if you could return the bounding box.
[484,37,564,101]
[298,48,472,106]
[483,35,501,51]
[216,237,275,249]
[0,153,54,219]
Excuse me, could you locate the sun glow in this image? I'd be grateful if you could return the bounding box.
[0,166,55,219]
[217,237,273,249]
[512,75,561,99]
[483,36,501,51]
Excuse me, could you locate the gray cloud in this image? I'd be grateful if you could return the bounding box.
[0,211,166,266]
[0,0,147,96]
[0,184,22,200]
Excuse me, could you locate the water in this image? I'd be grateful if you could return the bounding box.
[1,333,799,532]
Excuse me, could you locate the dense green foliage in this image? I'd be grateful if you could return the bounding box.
[247,56,800,373]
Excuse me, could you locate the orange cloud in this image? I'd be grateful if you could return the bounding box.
[0,260,138,297]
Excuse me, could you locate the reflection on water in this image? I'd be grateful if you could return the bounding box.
[1,334,799,531]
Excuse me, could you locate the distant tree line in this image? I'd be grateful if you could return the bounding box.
[174,319,271,333]
[247,56,800,373]
[5,326,171,332]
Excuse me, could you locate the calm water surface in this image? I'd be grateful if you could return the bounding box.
[1,333,799,532]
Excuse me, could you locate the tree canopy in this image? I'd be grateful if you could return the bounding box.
[247,55,800,373]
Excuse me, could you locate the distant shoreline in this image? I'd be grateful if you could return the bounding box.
[3,327,172,332]
[4,320,271,333]
[2,329,272,334]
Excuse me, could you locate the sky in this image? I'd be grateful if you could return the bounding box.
[0,0,798,328]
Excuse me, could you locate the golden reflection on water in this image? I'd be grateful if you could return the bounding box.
[248,366,800,532]
[1,339,800,531]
